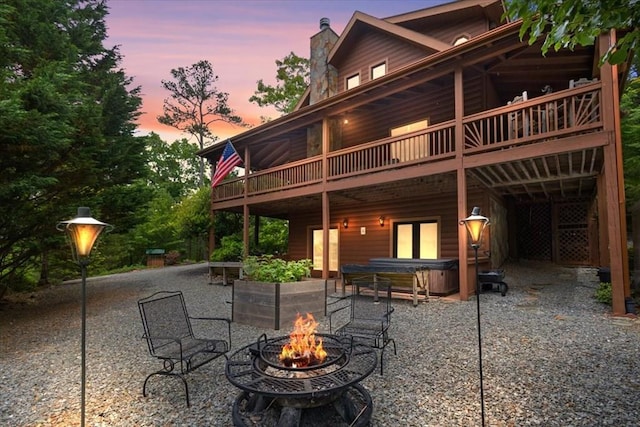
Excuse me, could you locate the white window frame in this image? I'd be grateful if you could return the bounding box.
[391,217,440,259]
[371,61,387,80]
[453,34,469,46]
[346,73,360,90]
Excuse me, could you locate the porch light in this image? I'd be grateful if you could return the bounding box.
[459,206,490,427]
[378,216,385,227]
[342,218,349,229]
[57,207,111,427]
[462,206,489,248]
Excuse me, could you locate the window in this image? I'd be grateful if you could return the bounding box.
[346,74,360,90]
[393,220,439,259]
[371,62,386,80]
[453,35,469,46]
[312,228,338,271]
[390,119,429,137]
[390,119,430,162]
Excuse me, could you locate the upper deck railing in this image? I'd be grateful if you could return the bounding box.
[213,82,602,202]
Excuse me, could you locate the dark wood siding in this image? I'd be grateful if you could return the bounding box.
[338,76,455,151]
[403,16,488,44]
[287,189,491,268]
[423,17,487,45]
[336,30,430,92]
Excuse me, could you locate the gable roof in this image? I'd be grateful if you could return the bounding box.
[384,0,504,26]
[329,11,451,64]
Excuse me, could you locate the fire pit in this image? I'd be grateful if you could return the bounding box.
[225,314,377,426]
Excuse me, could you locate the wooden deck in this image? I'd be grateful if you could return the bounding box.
[214,82,603,204]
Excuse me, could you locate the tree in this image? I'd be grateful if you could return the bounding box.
[0,0,145,290]
[145,133,201,199]
[158,60,245,186]
[621,78,640,209]
[173,187,212,260]
[504,0,638,65]
[249,52,309,119]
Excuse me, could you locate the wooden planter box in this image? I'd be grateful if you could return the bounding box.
[232,279,327,330]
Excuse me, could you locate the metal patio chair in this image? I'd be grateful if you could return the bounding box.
[138,290,231,406]
[329,276,397,374]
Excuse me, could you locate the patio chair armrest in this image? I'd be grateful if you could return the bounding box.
[188,316,232,349]
[328,304,350,333]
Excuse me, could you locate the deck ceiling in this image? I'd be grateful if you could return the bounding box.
[243,146,602,219]
[469,147,603,201]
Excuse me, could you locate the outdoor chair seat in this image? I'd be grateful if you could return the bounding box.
[138,290,231,406]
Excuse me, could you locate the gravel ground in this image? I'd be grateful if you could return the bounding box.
[1,261,640,426]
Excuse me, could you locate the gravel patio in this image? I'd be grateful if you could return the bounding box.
[1,260,640,426]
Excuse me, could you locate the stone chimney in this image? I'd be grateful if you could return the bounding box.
[307,18,339,156]
[309,18,338,105]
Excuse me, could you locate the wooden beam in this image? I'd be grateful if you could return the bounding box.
[599,32,630,315]
[463,133,606,168]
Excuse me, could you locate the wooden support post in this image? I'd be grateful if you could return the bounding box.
[599,32,630,315]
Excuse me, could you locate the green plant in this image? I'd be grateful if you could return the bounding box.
[595,282,612,305]
[165,250,181,266]
[243,255,312,283]
[211,235,244,262]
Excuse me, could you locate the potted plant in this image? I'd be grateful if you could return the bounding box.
[232,255,327,330]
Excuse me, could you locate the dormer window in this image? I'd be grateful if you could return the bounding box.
[371,62,386,80]
[453,35,469,46]
[346,73,360,90]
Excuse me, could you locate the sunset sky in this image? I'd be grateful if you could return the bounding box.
[104,0,442,144]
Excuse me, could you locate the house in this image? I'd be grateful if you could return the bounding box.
[199,0,632,315]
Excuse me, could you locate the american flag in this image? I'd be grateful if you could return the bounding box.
[211,141,242,188]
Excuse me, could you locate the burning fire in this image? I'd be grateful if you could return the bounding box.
[279,313,327,368]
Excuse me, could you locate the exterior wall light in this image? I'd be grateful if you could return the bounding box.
[343,218,349,229]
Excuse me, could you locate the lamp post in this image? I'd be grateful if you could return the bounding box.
[57,207,110,427]
[460,206,489,427]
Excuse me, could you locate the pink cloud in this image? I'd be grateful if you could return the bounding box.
[106,0,440,142]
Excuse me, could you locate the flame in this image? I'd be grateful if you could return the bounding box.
[279,313,327,368]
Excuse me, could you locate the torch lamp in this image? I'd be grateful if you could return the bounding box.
[57,207,111,427]
[460,206,489,427]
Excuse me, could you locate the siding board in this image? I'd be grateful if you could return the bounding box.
[287,190,488,268]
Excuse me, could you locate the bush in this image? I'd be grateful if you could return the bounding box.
[594,282,612,305]
[211,235,243,262]
[164,250,181,266]
[243,255,312,283]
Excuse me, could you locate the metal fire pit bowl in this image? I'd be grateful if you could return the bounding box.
[226,334,377,400]
[258,333,346,371]
[226,334,377,427]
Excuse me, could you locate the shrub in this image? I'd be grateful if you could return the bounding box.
[164,250,181,266]
[211,235,243,262]
[594,282,612,305]
[243,255,312,283]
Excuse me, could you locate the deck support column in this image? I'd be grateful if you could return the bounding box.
[322,118,330,280]
[599,32,629,315]
[454,66,470,300]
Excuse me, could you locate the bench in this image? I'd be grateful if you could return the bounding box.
[138,291,231,406]
[369,258,459,296]
[341,258,460,306]
[341,263,429,307]
[208,261,244,285]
